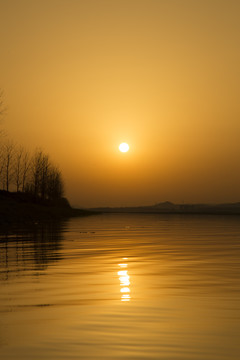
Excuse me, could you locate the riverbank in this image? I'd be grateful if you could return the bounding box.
[0,190,93,226]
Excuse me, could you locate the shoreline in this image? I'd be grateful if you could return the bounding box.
[0,190,95,227]
[88,201,240,216]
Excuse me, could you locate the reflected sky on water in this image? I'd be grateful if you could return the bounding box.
[0,214,240,359]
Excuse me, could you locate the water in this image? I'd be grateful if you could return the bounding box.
[0,214,240,359]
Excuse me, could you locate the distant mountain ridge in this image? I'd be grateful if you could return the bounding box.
[89,201,240,215]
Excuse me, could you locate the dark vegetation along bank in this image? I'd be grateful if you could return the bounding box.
[0,93,93,226]
[0,148,92,226]
[0,190,92,226]
[0,147,93,225]
[0,139,92,225]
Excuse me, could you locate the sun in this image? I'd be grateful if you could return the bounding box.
[119,143,129,153]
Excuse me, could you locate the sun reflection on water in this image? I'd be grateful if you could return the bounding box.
[118,258,131,302]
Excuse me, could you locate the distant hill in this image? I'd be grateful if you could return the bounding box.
[89,202,240,215]
[153,201,176,208]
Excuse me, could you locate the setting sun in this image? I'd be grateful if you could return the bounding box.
[119,143,129,153]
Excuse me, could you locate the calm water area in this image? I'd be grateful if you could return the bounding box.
[0,214,240,359]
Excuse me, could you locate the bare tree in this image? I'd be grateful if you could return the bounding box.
[12,145,32,192]
[39,153,50,200]
[27,149,64,201]
[21,149,31,192]
[2,140,15,191]
[30,150,44,199]
[47,166,64,201]
[13,145,24,191]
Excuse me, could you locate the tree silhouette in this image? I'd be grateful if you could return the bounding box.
[0,92,64,199]
[2,140,15,191]
[27,149,64,201]
[21,149,31,192]
[13,145,24,192]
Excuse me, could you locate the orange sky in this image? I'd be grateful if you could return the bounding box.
[1,0,240,207]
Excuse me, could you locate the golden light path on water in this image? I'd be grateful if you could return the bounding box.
[118,258,131,302]
[1,215,240,360]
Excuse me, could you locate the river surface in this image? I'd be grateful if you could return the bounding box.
[0,214,240,359]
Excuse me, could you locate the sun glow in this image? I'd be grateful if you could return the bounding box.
[119,143,129,153]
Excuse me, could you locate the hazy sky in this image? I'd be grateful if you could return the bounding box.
[1,0,240,207]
